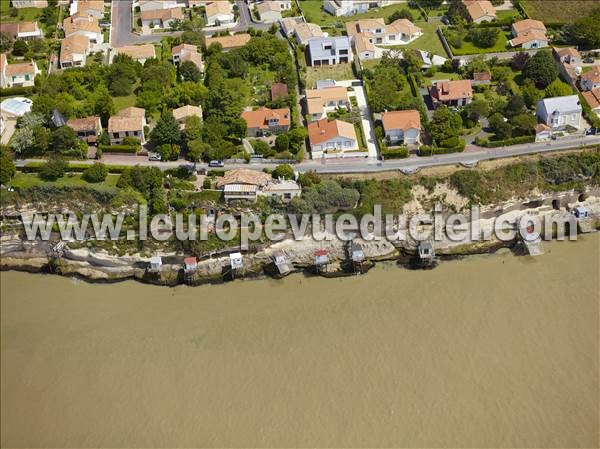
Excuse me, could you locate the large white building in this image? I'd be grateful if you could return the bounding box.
[307,36,352,66]
[324,0,394,17]
[536,95,582,131]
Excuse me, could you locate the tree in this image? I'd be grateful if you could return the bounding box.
[427,106,462,144]
[272,164,295,180]
[274,133,289,153]
[489,112,512,140]
[160,143,181,161]
[106,62,138,96]
[179,60,201,82]
[387,8,413,23]
[186,138,210,162]
[229,117,247,139]
[251,139,273,157]
[462,98,490,125]
[545,79,573,98]
[491,66,512,84]
[90,85,115,125]
[467,28,499,49]
[510,113,537,136]
[83,163,108,183]
[511,51,530,71]
[52,126,78,152]
[11,125,50,156]
[523,50,558,88]
[505,94,525,117]
[521,79,543,108]
[572,7,600,48]
[40,154,68,180]
[184,115,202,141]
[150,113,181,146]
[0,32,14,53]
[11,39,28,56]
[0,146,16,185]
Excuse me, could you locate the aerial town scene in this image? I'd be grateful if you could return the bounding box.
[0,0,599,447]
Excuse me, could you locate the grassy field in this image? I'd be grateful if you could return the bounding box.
[393,20,446,56]
[304,63,356,88]
[113,95,137,112]
[10,173,121,191]
[449,30,511,56]
[0,0,42,22]
[496,9,522,21]
[520,0,596,23]
[299,1,422,26]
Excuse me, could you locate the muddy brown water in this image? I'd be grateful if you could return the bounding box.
[1,235,599,447]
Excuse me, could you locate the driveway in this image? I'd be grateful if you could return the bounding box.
[336,80,380,160]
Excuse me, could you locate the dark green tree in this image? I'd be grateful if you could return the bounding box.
[83,163,108,183]
[179,60,201,82]
[523,50,559,88]
[150,113,181,146]
[40,154,68,180]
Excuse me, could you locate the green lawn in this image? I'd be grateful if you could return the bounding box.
[10,173,120,191]
[0,0,42,23]
[392,20,446,57]
[449,30,511,56]
[299,1,420,27]
[114,95,137,112]
[496,9,522,21]
[304,63,356,88]
[520,0,596,24]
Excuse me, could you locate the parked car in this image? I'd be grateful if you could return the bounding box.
[148,152,162,161]
[583,57,595,63]
[208,160,224,167]
[441,16,450,25]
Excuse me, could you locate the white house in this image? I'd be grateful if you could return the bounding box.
[305,86,351,121]
[62,14,103,45]
[464,0,496,23]
[381,110,421,146]
[70,0,105,18]
[137,0,182,12]
[256,1,291,23]
[59,34,90,68]
[140,7,183,29]
[108,107,147,145]
[324,0,393,17]
[308,118,358,157]
[307,36,352,66]
[205,1,235,26]
[536,95,582,131]
[0,54,40,88]
[346,18,422,47]
[509,19,548,49]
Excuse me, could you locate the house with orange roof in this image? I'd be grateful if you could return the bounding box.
[0,54,39,88]
[113,45,156,64]
[67,116,102,145]
[171,43,203,73]
[305,86,351,121]
[60,35,91,68]
[308,118,358,157]
[463,0,496,24]
[241,107,291,137]
[108,107,147,145]
[70,0,105,18]
[580,66,600,92]
[346,18,422,47]
[62,14,103,45]
[205,1,235,27]
[582,88,600,117]
[509,19,548,49]
[256,1,291,23]
[172,105,203,130]
[141,7,183,29]
[380,110,421,145]
[205,34,251,50]
[0,21,42,40]
[429,80,473,108]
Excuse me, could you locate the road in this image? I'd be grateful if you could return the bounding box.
[111,0,270,47]
[16,135,600,174]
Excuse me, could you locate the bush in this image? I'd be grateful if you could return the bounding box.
[272,164,295,180]
[83,163,108,183]
[202,178,212,189]
[98,144,139,154]
[40,155,68,181]
[0,85,36,98]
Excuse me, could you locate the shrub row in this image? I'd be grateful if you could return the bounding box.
[98,144,139,154]
[483,135,535,148]
[382,147,409,159]
[419,145,465,156]
[21,162,130,174]
[0,85,36,98]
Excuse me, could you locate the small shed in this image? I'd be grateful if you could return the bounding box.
[184,256,197,271]
[418,242,434,260]
[314,249,329,267]
[572,206,589,219]
[229,252,243,270]
[149,256,162,271]
[272,250,292,275]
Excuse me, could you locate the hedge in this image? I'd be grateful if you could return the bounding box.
[21,162,130,174]
[419,144,465,156]
[483,135,535,147]
[98,144,139,154]
[0,85,36,98]
[382,147,409,159]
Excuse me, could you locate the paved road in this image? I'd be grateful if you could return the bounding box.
[457,48,541,62]
[16,135,600,174]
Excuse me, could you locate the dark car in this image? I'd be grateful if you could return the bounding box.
[208,160,225,168]
[583,57,595,64]
[441,16,450,25]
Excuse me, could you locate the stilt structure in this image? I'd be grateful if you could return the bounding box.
[519,224,545,256]
[314,249,329,273]
[228,252,244,279]
[346,240,365,274]
[416,241,438,268]
[272,250,292,277]
[183,256,198,284]
[148,256,162,272]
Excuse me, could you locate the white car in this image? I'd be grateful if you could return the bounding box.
[148,152,162,161]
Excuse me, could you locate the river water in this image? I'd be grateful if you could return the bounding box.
[1,236,599,447]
